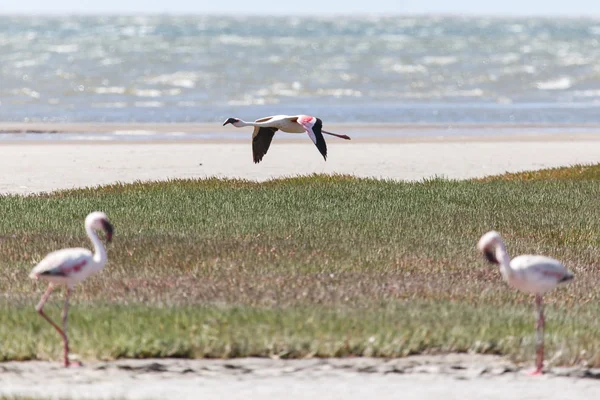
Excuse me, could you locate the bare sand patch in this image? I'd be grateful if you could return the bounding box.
[1,355,598,399]
[1,137,599,195]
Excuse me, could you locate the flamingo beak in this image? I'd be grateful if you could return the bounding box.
[101,219,114,242]
[223,118,237,126]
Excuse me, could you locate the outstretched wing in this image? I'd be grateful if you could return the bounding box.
[252,126,278,163]
[297,116,327,160]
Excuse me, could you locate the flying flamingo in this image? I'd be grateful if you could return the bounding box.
[477,231,574,375]
[222,115,351,163]
[29,211,114,367]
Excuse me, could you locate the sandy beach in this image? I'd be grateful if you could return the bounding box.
[1,131,600,195]
[2,355,599,400]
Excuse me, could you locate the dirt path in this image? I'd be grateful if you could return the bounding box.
[2,355,599,399]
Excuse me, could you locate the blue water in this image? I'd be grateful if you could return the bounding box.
[3,15,600,124]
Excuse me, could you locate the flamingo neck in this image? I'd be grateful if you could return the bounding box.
[86,223,107,269]
[235,120,267,128]
[495,242,514,281]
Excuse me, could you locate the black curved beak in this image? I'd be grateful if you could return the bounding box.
[101,219,114,242]
[223,118,237,126]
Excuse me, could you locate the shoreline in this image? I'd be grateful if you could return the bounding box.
[1,122,600,140]
[1,125,600,145]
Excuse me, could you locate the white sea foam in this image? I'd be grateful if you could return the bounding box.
[390,64,427,74]
[133,89,162,98]
[93,87,126,94]
[573,89,600,97]
[450,89,484,97]
[218,35,265,46]
[13,59,39,68]
[503,65,536,75]
[21,88,41,99]
[100,58,122,66]
[381,34,410,43]
[134,101,164,107]
[536,77,572,90]
[400,88,483,99]
[422,56,458,66]
[255,82,304,98]
[558,54,589,66]
[91,102,127,108]
[491,53,520,65]
[316,88,362,97]
[227,97,274,106]
[48,44,79,53]
[145,72,198,88]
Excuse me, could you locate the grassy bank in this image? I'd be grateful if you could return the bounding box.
[1,166,600,366]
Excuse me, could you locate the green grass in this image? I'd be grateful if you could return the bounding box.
[477,162,600,182]
[1,167,600,367]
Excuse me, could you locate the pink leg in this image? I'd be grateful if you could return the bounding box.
[528,294,544,376]
[36,285,70,367]
[61,287,81,367]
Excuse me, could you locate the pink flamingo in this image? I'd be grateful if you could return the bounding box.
[477,231,574,375]
[223,114,351,163]
[29,211,113,367]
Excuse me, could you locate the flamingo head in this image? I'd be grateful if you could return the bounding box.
[223,117,242,127]
[477,231,503,265]
[86,211,114,242]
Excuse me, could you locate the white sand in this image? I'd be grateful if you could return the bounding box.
[2,136,600,194]
[1,355,598,400]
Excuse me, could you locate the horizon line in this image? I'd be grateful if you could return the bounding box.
[1,11,600,19]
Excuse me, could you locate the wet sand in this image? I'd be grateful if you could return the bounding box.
[1,355,599,400]
[1,134,600,194]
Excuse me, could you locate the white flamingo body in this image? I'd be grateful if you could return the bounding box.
[30,248,98,286]
[477,231,573,375]
[250,115,307,133]
[507,255,572,294]
[29,211,113,367]
[223,114,351,163]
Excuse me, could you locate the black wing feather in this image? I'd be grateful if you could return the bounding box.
[252,127,278,163]
[312,118,327,160]
[39,269,68,277]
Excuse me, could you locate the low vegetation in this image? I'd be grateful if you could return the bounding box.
[1,166,599,366]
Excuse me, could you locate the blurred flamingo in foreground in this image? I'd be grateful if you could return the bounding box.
[29,211,114,367]
[223,114,351,163]
[477,231,573,375]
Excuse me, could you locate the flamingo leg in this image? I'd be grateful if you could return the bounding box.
[61,287,72,367]
[322,130,351,140]
[529,294,544,376]
[35,284,70,367]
